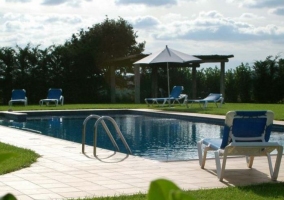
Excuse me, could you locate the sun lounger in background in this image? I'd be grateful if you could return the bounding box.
[39,88,64,106]
[9,89,27,106]
[145,86,186,106]
[186,93,223,108]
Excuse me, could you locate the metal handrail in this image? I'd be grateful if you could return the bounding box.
[82,115,132,157]
[82,114,119,154]
[94,116,132,157]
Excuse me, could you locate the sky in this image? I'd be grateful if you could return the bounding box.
[1,0,284,69]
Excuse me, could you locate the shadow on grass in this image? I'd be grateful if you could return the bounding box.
[236,182,284,199]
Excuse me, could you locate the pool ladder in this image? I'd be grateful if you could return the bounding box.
[82,115,132,157]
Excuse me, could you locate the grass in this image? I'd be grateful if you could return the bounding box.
[72,182,284,200]
[1,102,284,120]
[189,182,284,200]
[1,103,284,200]
[0,142,40,175]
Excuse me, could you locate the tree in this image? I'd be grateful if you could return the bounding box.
[63,17,145,103]
[235,63,252,102]
[276,58,284,102]
[0,47,16,103]
[203,67,220,95]
[225,69,238,102]
[252,56,280,103]
[195,68,206,98]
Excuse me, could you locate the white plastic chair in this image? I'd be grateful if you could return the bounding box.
[186,93,224,108]
[145,86,185,106]
[197,110,283,181]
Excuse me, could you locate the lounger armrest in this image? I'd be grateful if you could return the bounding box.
[218,142,283,156]
[229,142,281,147]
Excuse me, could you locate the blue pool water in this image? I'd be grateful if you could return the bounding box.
[1,114,284,161]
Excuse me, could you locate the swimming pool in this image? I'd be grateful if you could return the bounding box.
[0,111,283,161]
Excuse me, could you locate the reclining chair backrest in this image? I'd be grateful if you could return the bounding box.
[11,89,26,100]
[220,110,274,149]
[203,93,222,101]
[47,88,62,100]
[169,86,183,98]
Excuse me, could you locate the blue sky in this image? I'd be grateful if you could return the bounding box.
[1,0,284,69]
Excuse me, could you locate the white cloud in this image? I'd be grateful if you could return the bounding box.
[228,0,284,9]
[269,7,284,16]
[148,10,284,44]
[199,10,224,18]
[161,13,187,22]
[245,0,284,8]
[5,0,30,2]
[41,0,66,5]
[0,11,87,49]
[239,13,263,19]
[130,16,160,29]
[42,15,82,24]
[3,21,22,32]
[115,0,178,7]
[41,0,92,7]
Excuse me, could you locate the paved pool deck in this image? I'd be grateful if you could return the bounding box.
[0,110,283,200]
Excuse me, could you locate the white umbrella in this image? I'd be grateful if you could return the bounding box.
[134,45,201,97]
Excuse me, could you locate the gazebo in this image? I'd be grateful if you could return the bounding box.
[133,54,234,103]
[109,54,234,103]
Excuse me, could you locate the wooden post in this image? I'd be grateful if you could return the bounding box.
[192,66,197,99]
[220,62,225,100]
[152,66,158,98]
[134,64,140,103]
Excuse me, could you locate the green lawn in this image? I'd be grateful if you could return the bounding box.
[72,182,284,200]
[0,142,40,175]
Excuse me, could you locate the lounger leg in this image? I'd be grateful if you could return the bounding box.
[197,141,204,167]
[200,102,207,109]
[176,99,181,105]
[183,95,188,105]
[198,142,215,169]
[266,153,274,178]
[153,100,158,106]
[162,99,167,106]
[214,151,222,180]
[168,99,172,106]
[215,151,227,181]
[246,156,254,168]
[270,146,283,180]
[144,99,150,107]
